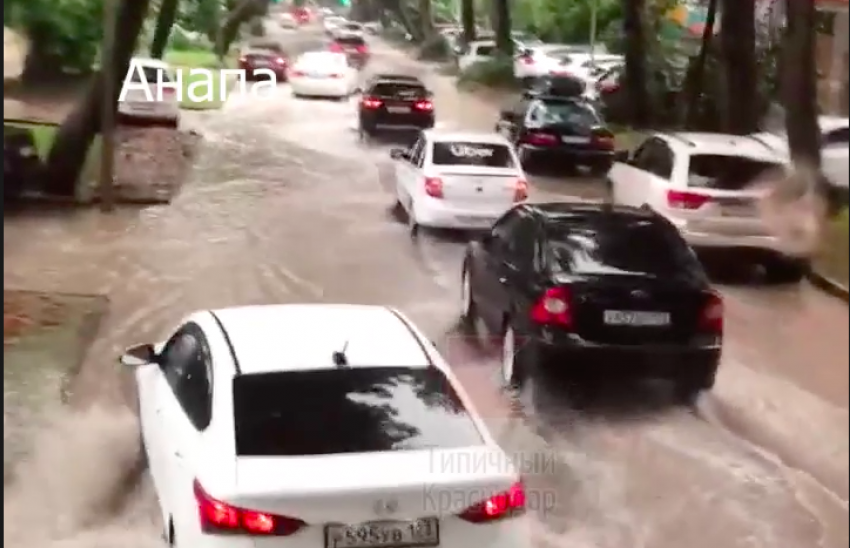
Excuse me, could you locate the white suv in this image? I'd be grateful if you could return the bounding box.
[607,132,809,281]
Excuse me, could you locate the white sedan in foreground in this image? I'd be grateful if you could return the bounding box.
[122,304,531,548]
[392,130,529,232]
[289,51,358,99]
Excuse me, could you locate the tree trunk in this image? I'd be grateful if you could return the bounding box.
[216,0,270,58]
[682,0,719,127]
[622,0,650,127]
[42,0,152,196]
[419,0,433,38]
[782,0,821,169]
[720,0,758,134]
[149,0,180,58]
[493,0,512,56]
[461,0,476,44]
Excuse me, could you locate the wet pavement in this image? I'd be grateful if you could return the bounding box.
[3,27,849,548]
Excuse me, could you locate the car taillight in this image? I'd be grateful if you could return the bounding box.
[274,57,286,65]
[414,100,433,111]
[513,179,528,202]
[667,189,710,210]
[424,177,443,198]
[598,82,619,94]
[591,132,615,150]
[530,286,572,326]
[699,292,723,334]
[356,45,367,53]
[290,70,305,78]
[523,132,558,146]
[329,73,342,79]
[194,480,306,536]
[329,43,343,52]
[458,481,526,523]
[362,97,382,108]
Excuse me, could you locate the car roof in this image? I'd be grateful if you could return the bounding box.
[657,132,783,161]
[131,57,170,69]
[424,129,511,145]
[212,304,431,374]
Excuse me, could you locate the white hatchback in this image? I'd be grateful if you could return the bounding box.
[289,51,358,99]
[391,130,529,232]
[122,304,532,548]
[118,57,180,125]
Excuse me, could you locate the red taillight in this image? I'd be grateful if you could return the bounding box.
[274,57,286,65]
[362,97,382,109]
[523,132,558,146]
[290,70,305,78]
[458,481,526,523]
[194,480,306,536]
[530,286,572,326]
[356,45,368,53]
[329,43,343,52]
[329,73,342,79]
[699,292,723,334]
[424,177,443,198]
[667,189,710,210]
[414,100,433,111]
[591,132,615,150]
[513,179,528,202]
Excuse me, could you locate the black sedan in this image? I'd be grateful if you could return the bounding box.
[358,77,435,139]
[460,202,723,403]
[496,92,615,175]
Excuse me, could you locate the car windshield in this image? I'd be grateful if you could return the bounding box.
[132,66,171,83]
[343,23,361,30]
[687,154,782,191]
[232,366,483,456]
[336,35,365,46]
[536,101,600,127]
[431,141,515,167]
[370,82,427,98]
[545,218,704,279]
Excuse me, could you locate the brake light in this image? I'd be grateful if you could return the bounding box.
[329,43,344,52]
[530,286,571,326]
[424,177,443,198]
[290,70,305,78]
[414,100,433,111]
[598,82,619,94]
[458,481,526,523]
[591,132,615,150]
[356,45,368,53]
[699,292,723,334]
[361,97,382,109]
[523,132,558,146]
[667,190,710,210]
[513,179,528,202]
[274,57,286,65]
[194,480,306,536]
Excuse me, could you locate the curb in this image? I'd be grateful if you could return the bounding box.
[807,268,849,303]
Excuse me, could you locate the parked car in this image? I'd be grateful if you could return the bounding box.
[358,76,434,139]
[328,34,369,68]
[458,40,496,71]
[513,44,610,83]
[459,201,722,404]
[117,57,180,126]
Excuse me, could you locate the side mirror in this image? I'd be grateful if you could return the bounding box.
[389,148,407,160]
[614,150,630,164]
[120,343,157,367]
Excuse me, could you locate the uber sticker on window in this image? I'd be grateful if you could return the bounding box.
[450,144,494,158]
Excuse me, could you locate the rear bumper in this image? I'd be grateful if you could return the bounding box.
[520,144,614,164]
[361,112,434,131]
[414,197,507,229]
[668,218,801,257]
[290,77,348,96]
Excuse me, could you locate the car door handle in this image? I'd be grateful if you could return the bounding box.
[499,277,507,284]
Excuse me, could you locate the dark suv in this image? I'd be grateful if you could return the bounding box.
[358,77,435,139]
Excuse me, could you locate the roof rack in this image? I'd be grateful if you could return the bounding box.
[665,133,696,147]
[747,134,777,151]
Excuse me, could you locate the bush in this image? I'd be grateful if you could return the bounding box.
[418,34,451,62]
[168,25,211,51]
[457,56,519,90]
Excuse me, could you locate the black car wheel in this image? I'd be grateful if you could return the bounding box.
[459,266,477,329]
[500,321,529,389]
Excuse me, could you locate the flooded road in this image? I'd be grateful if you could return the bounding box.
[3,28,848,548]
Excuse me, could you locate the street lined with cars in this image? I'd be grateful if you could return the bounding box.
[5,22,847,548]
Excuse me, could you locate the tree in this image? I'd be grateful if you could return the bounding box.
[460,0,475,44]
[418,0,433,38]
[622,0,650,127]
[682,0,718,127]
[720,0,758,134]
[493,0,512,56]
[781,0,821,169]
[150,0,181,58]
[215,0,270,57]
[42,0,153,195]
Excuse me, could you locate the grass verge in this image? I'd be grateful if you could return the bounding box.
[3,120,101,197]
[813,209,849,287]
[164,48,238,111]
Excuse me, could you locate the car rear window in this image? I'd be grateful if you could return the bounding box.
[687,154,782,191]
[537,100,600,127]
[370,82,427,98]
[232,367,483,456]
[431,141,515,168]
[544,218,704,279]
[336,35,365,46]
[131,66,171,83]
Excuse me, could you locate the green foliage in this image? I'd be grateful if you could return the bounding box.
[457,55,518,90]
[5,0,105,73]
[168,25,213,51]
[178,0,222,40]
[512,0,622,45]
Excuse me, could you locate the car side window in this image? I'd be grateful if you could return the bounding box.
[824,127,849,146]
[632,138,673,179]
[159,323,214,431]
[489,210,529,266]
[408,136,425,165]
[525,103,542,125]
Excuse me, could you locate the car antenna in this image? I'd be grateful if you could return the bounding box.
[332,340,350,367]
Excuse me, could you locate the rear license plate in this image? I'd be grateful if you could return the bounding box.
[603,310,670,326]
[721,205,755,217]
[387,106,411,113]
[325,518,439,548]
[561,136,590,144]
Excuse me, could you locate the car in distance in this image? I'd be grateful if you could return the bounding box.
[329,34,370,68]
[460,202,722,403]
[122,304,532,548]
[358,76,434,139]
[390,130,529,233]
[238,48,288,81]
[607,132,809,281]
[496,90,615,174]
[288,51,358,99]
